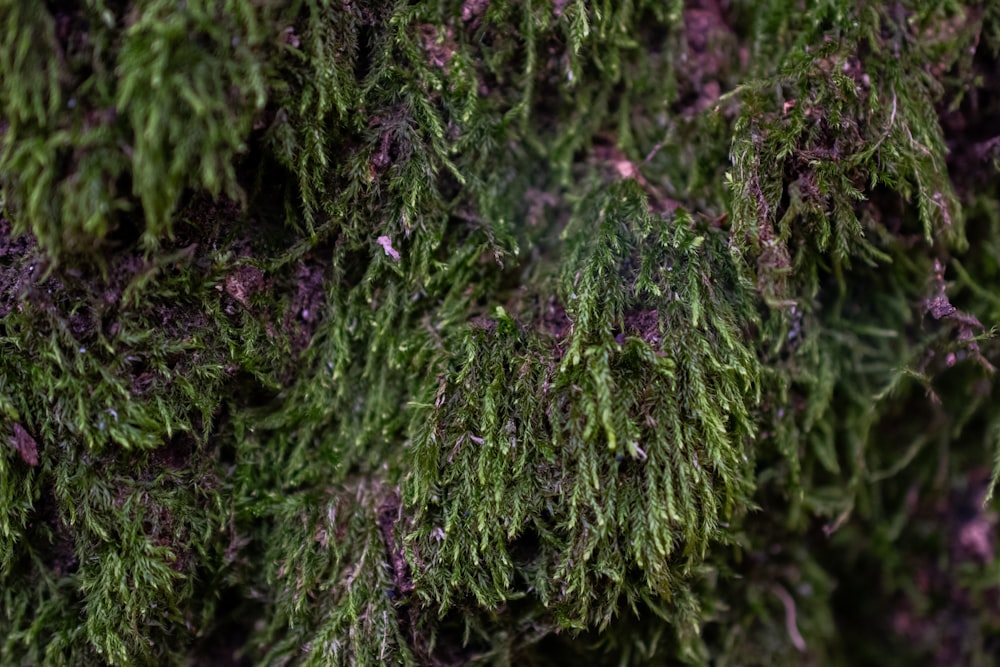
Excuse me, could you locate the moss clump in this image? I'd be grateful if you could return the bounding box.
[404,183,760,635]
[2,1,1000,665]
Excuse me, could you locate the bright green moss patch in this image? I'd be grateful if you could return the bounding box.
[404,182,761,629]
[2,1,1000,665]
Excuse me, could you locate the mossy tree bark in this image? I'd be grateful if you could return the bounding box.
[2,1,1000,665]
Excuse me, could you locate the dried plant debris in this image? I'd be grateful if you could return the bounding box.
[8,422,38,466]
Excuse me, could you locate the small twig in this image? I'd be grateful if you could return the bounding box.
[868,89,897,156]
[770,584,807,652]
[643,140,666,164]
[823,507,852,537]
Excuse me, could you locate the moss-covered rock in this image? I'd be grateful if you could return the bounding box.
[2,1,1000,665]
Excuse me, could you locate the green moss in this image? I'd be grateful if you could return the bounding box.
[402,182,760,632]
[2,1,1000,665]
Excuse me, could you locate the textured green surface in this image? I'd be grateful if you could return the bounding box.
[2,1,1000,665]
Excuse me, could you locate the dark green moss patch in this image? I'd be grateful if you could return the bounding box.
[3,1,1000,665]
